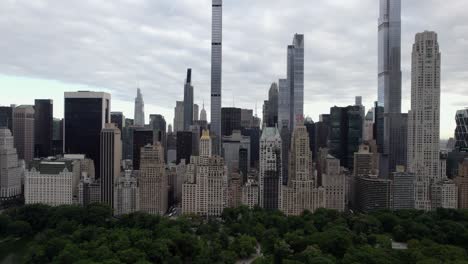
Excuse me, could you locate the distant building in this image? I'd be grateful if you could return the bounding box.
[174,101,184,133]
[354,144,379,177]
[241,109,253,129]
[134,88,145,127]
[0,106,13,132]
[176,131,193,164]
[455,109,468,150]
[64,91,110,178]
[25,160,74,206]
[13,105,35,163]
[222,130,250,174]
[263,83,279,127]
[110,112,125,132]
[431,178,458,209]
[132,128,153,170]
[139,143,168,215]
[150,114,167,162]
[78,176,101,206]
[228,172,242,208]
[391,167,416,210]
[183,69,194,131]
[221,107,242,138]
[321,153,346,212]
[193,104,199,121]
[355,175,392,212]
[0,128,22,201]
[100,123,122,209]
[200,103,207,122]
[455,159,468,209]
[34,99,53,158]
[114,170,139,216]
[287,34,304,129]
[259,127,282,210]
[241,178,259,209]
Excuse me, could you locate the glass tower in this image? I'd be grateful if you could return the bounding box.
[211,0,223,154]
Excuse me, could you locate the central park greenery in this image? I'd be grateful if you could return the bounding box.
[1,204,468,263]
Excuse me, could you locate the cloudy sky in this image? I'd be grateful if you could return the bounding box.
[0,0,467,138]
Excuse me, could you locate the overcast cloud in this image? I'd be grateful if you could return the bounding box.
[0,0,467,138]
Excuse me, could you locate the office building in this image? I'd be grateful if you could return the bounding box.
[407,31,441,211]
[239,148,249,182]
[354,144,379,177]
[211,0,223,154]
[13,105,35,163]
[287,34,305,129]
[363,109,374,142]
[183,69,194,131]
[177,131,193,164]
[431,178,458,209]
[321,153,346,212]
[134,88,145,127]
[455,159,468,208]
[0,106,13,132]
[228,172,242,208]
[241,178,259,209]
[278,78,290,130]
[174,101,184,133]
[282,122,325,215]
[0,128,22,201]
[64,91,110,178]
[241,127,260,168]
[314,114,330,161]
[150,114,167,162]
[259,127,282,210]
[139,143,168,215]
[263,83,279,127]
[25,160,74,206]
[114,170,139,216]
[78,176,101,206]
[222,130,250,174]
[167,131,177,164]
[200,103,207,122]
[111,112,125,131]
[355,175,392,212]
[182,130,228,216]
[100,123,122,209]
[221,107,241,137]
[391,167,416,210]
[132,128,153,170]
[193,104,199,121]
[241,109,253,129]
[455,109,468,150]
[34,99,53,158]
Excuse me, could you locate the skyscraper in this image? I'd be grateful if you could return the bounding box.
[174,101,184,133]
[263,83,279,127]
[200,103,207,122]
[287,34,304,129]
[407,31,441,211]
[0,128,22,201]
[34,99,53,158]
[211,0,223,154]
[455,109,468,150]
[100,123,122,209]
[193,104,199,121]
[134,88,145,127]
[13,105,35,163]
[378,0,401,111]
[183,69,194,131]
[132,128,153,170]
[278,78,290,129]
[259,127,282,210]
[111,112,125,131]
[0,106,13,132]
[64,91,110,178]
[221,107,241,137]
[150,114,167,162]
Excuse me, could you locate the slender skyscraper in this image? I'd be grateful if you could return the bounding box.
[34,99,53,158]
[407,31,441,211]
[287,34,305,129]
[211,0,223,154]
[378,0,401,112]
[100,123,122,209]
[134,88,145,127]
[13,105,35,163]
[183,68,194,131]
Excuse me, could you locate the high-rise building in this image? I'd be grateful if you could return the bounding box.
[211,0,223,154]
[455,109,468,150]
[263,83,279,127]
[314,114,330,161]
[373,102,385,152]
[177,131,193,164]
[228,172,242,208]
[407,31,441,211]
[259,127,282,210]
[183,69,194,131]
[287,34,305,129]
[13,105,35,163]
[282,122,325,215]
[0,106,13,132]
[431,179,458,209]
[318,151,346,212]
[221,107,241,137]
[139,143,168,215]
[25,160,74,206]
[111,112,125,131]
[193,104,199,121]
[384,113,408,175]
[355,175,392,212]
[222,130,250,174]
[132,128,153,170]
[34,100,53,158]
[354,144,379,177]
[100,123,122,209]
[455,159,468,209]
[78,176,101,206]
[150,114,167,162]
[363,109,375,142]
[64,91,110,178]
[134,88,145,127]
[200,103,207,122]
[241,127,260,168]
[391,167,416,210]
[378,0,401,111]
[114,170,139,216]
[278,78,290,130]
[240,109,253,129]
[182,130,228,216]
[0,128,22,201]
[241,178,259,209]
[328,105,363,170]
[174,101,184,133]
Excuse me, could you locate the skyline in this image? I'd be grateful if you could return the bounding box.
[0,0,467,138]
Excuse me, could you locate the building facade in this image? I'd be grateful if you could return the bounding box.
[114,170,140,216]
[100,123,122,209]
[134,88,145,127]
[211,0,223,154]
[455,109,468,150]
[0,128,22,201]
[259,127,282,210]
[13,105,35,163]
[183,69,194,131]
[287,34,305,129]
[34,99,53,158]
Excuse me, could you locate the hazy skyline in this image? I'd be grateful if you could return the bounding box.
[0,0,467,138]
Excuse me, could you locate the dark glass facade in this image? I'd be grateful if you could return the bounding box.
[34,99,53,158]
[221,107,241,137]
[176,131,193,164]
[132,129,153,170]
[65,97,109,178]
[0,106,13,131]
[110,112,124,131]
[150,114,167,162]
[241,127,260,168]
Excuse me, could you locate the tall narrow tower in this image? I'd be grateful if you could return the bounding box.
[211,0,223,154]
[407,31,441,211]
[183,68,194,131]
[100,123,122,209]
[134,88,145,127]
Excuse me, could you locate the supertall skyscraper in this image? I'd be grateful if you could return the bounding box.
[134,88,145,127]
[100,123,122,209]
[211,0,223,154]
[183,68,194,131]
[407,31,441,211]
[64,91,110,178]
[287,34,304,129]
[378,0,401,112]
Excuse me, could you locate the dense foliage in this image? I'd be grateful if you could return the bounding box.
[1,204,468,263]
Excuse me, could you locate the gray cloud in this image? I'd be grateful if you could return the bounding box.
[0,0,467,138]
